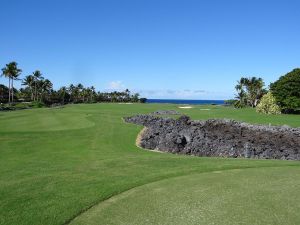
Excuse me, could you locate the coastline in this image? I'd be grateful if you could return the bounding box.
[146,99,225,105]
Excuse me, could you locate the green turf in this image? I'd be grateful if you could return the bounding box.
[0,103,299,225]
[71,166,300,225]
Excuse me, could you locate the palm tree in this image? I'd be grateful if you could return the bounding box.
[1,62,22,103]
[1,65,10,103]
[132,93,140,102]
[235,77,266,108]
[68,84,75,102]
[22,75,35,101]
[77,83,84,102]
[11,71,22,103]
[244,77,265,107]
[235,78,247,107]
[58,86,67,104]
[84,87,91,103]
[90,86,96,102]
[32,70,44,101]
[39,79,53,102]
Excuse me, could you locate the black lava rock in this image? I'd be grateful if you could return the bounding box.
[124,115,300,160]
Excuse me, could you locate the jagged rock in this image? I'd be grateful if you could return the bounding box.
[124,115,300,160]
[150,110,181,115]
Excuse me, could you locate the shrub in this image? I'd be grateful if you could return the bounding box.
[234,100,246,108]
[224,99,237,106]
[29,101,45,108]
[256,92,281,115]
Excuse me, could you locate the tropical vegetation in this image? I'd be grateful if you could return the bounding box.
[1,62,22,104]
[270,68,300,113]
[256,92,281,115]
[233,69,300,114]
[234,76,266,108]
[0,62,146,107]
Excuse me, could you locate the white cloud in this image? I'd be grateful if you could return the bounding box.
[107,81,125,90]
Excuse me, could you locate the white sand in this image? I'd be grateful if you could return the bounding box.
[178,106,193,109]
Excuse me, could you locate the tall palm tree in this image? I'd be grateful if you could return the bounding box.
[235,78,247,107]
[22,75,35,101]
[1,65,10,103]
[58,86,67,104]
[11,71,22,103]
[32,70,44,101]
[77,83,84,102]
[38,79,52,102]
[68,84,75,102]
[1,62,22,103]
[90,86,96,102]
[244,77,265,107]
[125,89,130,102]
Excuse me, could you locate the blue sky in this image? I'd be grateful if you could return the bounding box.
[1,0,299,99]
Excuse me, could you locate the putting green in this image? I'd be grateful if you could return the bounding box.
[0,107,94,132]
[71,166,300,225]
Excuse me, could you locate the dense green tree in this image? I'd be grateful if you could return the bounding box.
[270,68,300,113]
[1,67,11,102]
[139,97,147,103]
[132,93,140,102]
[0,84,9,103]
[68,84,75,102]
[57,86,69,104]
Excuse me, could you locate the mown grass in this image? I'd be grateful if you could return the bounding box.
[0,103,299,225]
[71,166,300,225]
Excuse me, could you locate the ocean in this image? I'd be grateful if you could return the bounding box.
[146,99,225,105]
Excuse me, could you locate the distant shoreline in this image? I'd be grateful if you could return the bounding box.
[146,99,225,105]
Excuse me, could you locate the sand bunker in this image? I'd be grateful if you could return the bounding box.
[178,106,193,109]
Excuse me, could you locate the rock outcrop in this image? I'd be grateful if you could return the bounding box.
[124,114,300,160]
[149,110,181,115]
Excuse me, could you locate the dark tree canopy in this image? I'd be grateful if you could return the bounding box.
[270,68,300,113]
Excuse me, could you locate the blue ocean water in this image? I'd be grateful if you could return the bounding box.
[146,99,225,105]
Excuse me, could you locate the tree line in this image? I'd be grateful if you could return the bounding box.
[1,62,146,105]
[232,68,300,114]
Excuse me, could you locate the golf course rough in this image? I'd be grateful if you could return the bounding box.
[0,103,300,225]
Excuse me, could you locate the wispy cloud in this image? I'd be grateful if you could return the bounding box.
[103,83,231,99]
[136,89,230,99]
[107,81,125,90]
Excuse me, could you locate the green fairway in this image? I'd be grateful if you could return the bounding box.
[0,103,300,225]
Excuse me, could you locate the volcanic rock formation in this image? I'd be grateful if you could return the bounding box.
[124,114,300,160]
